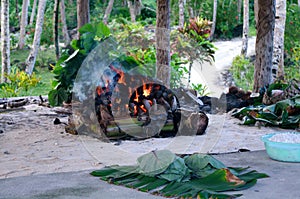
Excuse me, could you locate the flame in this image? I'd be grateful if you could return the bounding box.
[143,83,152,97]
[96,86,103,96]
[134,106,137,115]
[109,64,126,85]
[134,90,139,103]
[140,105,147,112]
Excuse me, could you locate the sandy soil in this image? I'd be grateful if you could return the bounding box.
[1,37,294,180]
[0,103,292,180]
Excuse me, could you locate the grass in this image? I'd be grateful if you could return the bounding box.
[1,48,56,97]
[249,24,257,37]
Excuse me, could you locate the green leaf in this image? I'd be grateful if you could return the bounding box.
[48,87,68,106]
[137,150,176,177]
[79,23,95,34]
[184,154,226,178]
[96,22,111,38]
[158,156,190,182]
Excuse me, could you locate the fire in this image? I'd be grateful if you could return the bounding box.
[134,90,139,103]
[140,105,147,113]
[109,64,126,85]
[143,83,152,97]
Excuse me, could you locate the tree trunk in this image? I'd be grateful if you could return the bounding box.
[53,0,60,60]
[237,0,242,22]
[60,0,71,45]
[25,0,47,75]
[178,0,185,28]
[103,0,114,24]
[253,0,275,92]
[127,0,136,22]
[210,0,218,40]
[1,0,10,83]
[241,0,249,56]
[272,0,286,80]
[29,0,37,25]
[77,0,90,38]
[254,0,259,27]
[18,0,29,49]
[187,0,194,19]
[15,0,19,21]
[156,0,171,88]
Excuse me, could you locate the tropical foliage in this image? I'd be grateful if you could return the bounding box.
[233,95,300,129]
[91,150,268,199]
[0,67,40,97]
[48,22,111,106]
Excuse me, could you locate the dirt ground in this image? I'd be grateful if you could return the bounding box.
[0,102,294,180]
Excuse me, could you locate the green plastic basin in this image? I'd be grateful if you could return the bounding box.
[261,132,300,162]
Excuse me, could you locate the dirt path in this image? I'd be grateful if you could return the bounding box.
[190,37,256,97]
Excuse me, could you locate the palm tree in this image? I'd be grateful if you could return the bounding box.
[1,0,10,83]
[53,0,60,60]
[60,0,71,45]
[253,0,275,92]
[29,0,37,25]
[25,0,47,75]
[156,0,171,88]
[77,0,90,38]
[272,0,286,80]
[178,0,185,28]
[18,0,29,49]
[103,0,114,24]
[241,0,249,56]
[210,0,218,40]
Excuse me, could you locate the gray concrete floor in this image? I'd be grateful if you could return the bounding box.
[0,150,299,199]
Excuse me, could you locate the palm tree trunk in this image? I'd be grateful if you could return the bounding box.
[241,0,249,56]
[237,0,242,22]
[210,0,218,40]
[53,0,60,60]
[25,0,47,75]
[178,0,185,28]
[1,0,10,83]
[272,0,286,80]
[156,0,171,88]
[253,0,275,92]
[29,0,37,25]
[187,0,194,19]
[18,0,29,49]
[77,0,90,38]
[127,0,136,22]
[103,0,114,24]
[60,0,71,45]
[254,0,259,28]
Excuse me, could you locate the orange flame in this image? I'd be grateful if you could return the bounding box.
[140,105,147,112]
[110,65,126,85]
[143,83,152,97]
[134,90,139,103]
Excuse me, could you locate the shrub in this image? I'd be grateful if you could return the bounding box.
[0,68,40,97]
[285,4,300,57]
[230,55,254,91]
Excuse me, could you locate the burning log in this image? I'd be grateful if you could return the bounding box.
[71,61,210,139]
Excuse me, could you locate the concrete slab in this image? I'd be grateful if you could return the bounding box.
[0,150,299,199]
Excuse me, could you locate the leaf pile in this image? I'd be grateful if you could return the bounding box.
[91,150,268,199]
[233,95,300,129]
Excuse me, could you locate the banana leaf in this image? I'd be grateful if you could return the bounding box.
[184,154,226,178]
[91,150,268,199]
[232,95,300,129]
[137,150,176,177]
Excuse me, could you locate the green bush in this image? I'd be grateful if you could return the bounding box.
[285,4,300,57]
[0,68,41,97]
[230,55,254,91]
